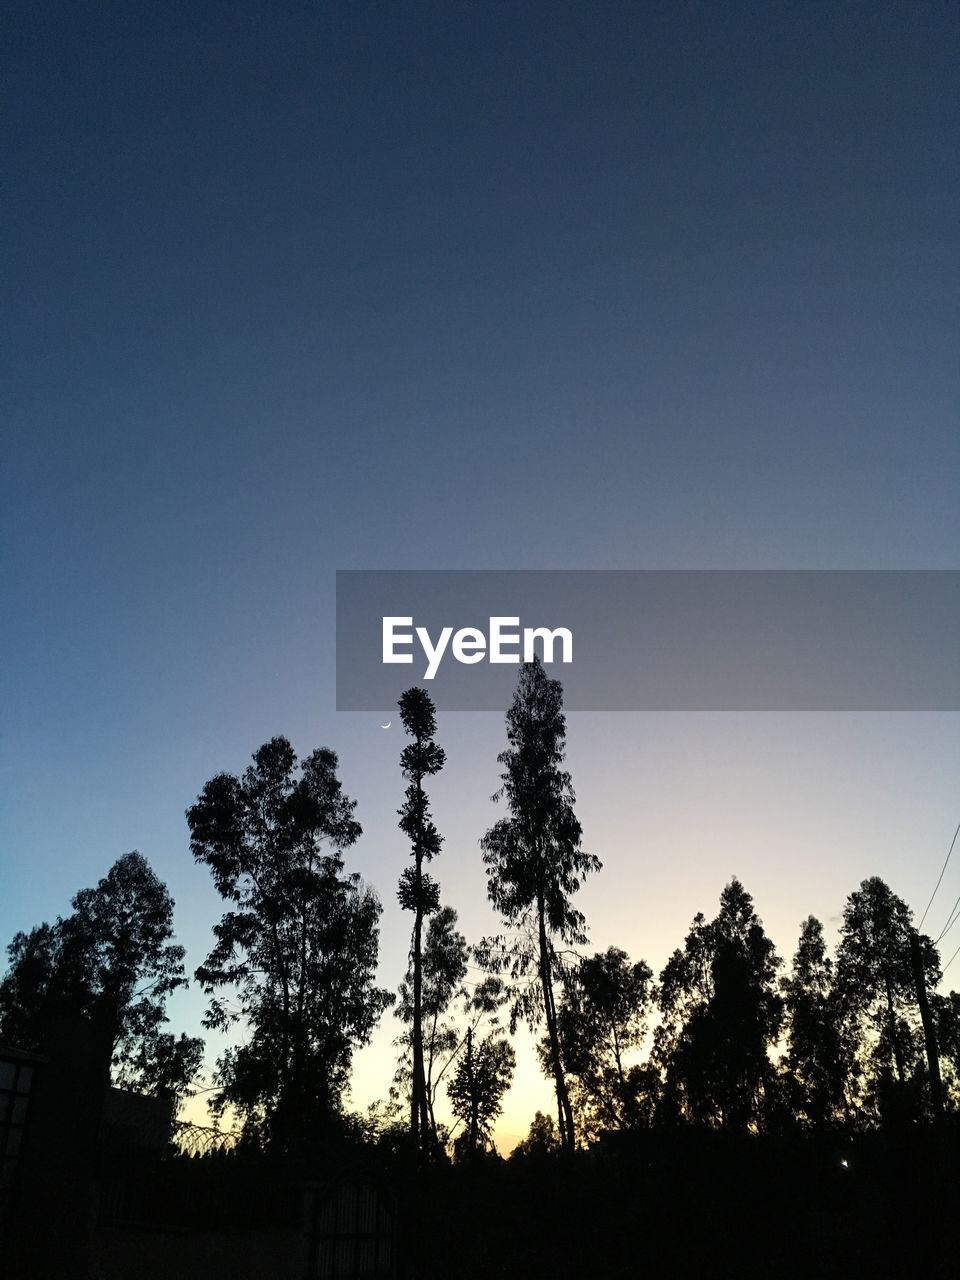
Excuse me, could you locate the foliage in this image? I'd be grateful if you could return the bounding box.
[393,904,468,1147]
[187,736,392,1150]
[0,923,61,1049]
[655,879,782,1131]
[0,852,201,1101]
[781,916,853,1129]
[834,877,938,1123]
[395,687,446,1152]
[932,989,960,1108]
[554,946,657,1138]
[480,659,601,1149]
[511,1110,560,1159]
[448,1027,516,1157]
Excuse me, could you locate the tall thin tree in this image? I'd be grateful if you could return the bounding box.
[654,879,782,1131]
[396,687,445,1153]
[480,659,601,1150]
[782,916,852,1129]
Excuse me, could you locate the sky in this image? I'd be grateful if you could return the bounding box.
[2,1,958,1149]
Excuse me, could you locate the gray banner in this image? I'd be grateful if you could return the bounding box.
[335,570,960,711]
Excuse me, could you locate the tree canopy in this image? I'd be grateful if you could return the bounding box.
[781,916,852,1129]
[187,736,392,1150]
[395,686,446,1153]
[0,851,201,1102]
[3,703,959,1176]
[555,946,656,1137]
[835,876,939,1123]
[480,659,601,1150]
[655,879,783,1131]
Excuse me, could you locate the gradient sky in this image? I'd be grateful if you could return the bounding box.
[2,1,958,1147]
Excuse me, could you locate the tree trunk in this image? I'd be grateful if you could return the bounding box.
[882,968,906,1085]
[466,1026,477,1153]
[612,1024,631,1126]
[537,891,575,1150]
[411,893,427,1146]
[410,766,429,1152]
[909,931,945,1124]
[425,1005,440,1151]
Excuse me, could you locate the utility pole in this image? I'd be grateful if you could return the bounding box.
[909,929,945,1125]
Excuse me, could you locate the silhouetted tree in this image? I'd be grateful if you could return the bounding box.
[187,736,392,1151]
[396,687,446,1153]
[0,852,201,1101]
[781,916,853,1129]
[480,660,601,1151]
[554,946,657,1137]
[932,989,960,1110]
[835,877,939,1123]
[448,1026,515,1158]
[120,1030,205,1103]
[0,923,61,1048]
[393,904,468,1148]
[655,879,782,1131]
[511,1109,559,1159]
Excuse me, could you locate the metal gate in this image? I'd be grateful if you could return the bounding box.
[305,1180,396,1279]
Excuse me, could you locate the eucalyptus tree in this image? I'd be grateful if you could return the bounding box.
[781,916,853,1129]
[480,659,601,1150]
[187,736,392,1151]
[447,1026,515,1158]
[555,946,656,1138]
[834,877,939,1122]
[395,687,446,1152]
[932,989,960,1109]
[511,1110,559,1158]
[655,879,782,1131]
[393,904,468,1149]
[0,851,201,1101]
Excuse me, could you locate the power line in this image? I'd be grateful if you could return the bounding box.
[935,878,960,945]
[938,903,960,946]
[935,842,959,922]
[941,936,960,978]
[918,818,959,928]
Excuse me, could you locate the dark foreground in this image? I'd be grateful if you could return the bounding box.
[4,1127,957,1279]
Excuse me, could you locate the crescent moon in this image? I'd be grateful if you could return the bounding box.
[380,721,391,729]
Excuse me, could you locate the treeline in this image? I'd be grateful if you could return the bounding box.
[1,659,958,1161]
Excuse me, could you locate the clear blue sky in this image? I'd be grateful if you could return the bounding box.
[2,1,958,1142]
